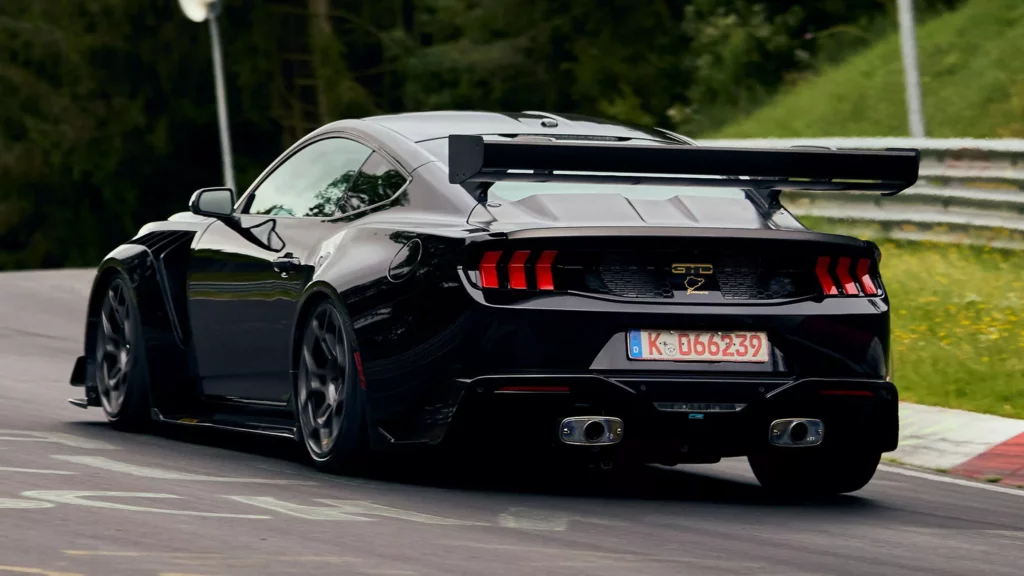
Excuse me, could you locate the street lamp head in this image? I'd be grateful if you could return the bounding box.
[177,0,221,23]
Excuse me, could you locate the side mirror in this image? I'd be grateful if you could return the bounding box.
[189,187,235,218]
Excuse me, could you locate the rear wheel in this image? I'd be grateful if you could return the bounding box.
[295,299,368,474]
[748,448,881,496]
[94,274,151,431]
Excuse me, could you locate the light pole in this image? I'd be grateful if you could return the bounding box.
[897,0,926,138]
[178,0,236,191]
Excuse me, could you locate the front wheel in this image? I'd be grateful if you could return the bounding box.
[295,299,368,474]
[94,274,151,432]
[748,448,881,496]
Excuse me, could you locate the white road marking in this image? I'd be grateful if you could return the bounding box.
[225,497,370,521]
[0,498,56,509]
[63,550,360,564]
[50,456,314,484]
[497,507,625,531]
[0,431,115,450]
[21,491,272,519]
[320,500,485,525]
[0,467,76,475]
[498,508,569,530]
[0,566,82,576]
[228,496,483,525]
[878,464,1024,496]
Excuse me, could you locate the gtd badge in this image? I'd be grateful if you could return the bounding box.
[671,263,713,275]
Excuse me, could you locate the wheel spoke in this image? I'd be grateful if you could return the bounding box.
[302,345,326,379]
[100,309,119,344]
[108,286,124,326]
[315,400,333,423]
[318,332,334,360]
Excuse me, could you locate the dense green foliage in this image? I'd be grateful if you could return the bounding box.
[1,0,961,270]
[716,0,1024,138]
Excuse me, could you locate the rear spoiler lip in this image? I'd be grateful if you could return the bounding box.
[447,134,920,197]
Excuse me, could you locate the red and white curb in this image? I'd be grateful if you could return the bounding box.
[891,402,1024,487]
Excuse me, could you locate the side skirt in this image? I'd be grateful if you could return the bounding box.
[150,408,299,441]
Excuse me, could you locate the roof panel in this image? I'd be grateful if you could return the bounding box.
[358,111,673,143]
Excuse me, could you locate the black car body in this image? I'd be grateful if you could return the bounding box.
[68,111,919,494]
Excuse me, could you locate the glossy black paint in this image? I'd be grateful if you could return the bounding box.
[72,111,904,464]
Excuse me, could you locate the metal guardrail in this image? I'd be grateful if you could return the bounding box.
[701,138,1024,249]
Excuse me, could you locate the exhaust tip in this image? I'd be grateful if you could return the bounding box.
[583,420,606,442]
[769,418,824,447]
[560,417,623,446]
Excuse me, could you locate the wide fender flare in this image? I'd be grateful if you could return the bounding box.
[290,281,360,370]
[83,244,187,412]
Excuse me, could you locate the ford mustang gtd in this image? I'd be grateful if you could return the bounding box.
[67,111,918,494]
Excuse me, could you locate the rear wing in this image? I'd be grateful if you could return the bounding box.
[447,134,920,203]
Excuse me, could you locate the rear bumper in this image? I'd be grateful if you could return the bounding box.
[362,281,895,460]
[446,374,898,464]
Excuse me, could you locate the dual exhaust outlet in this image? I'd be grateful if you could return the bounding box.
[556,416,823,447]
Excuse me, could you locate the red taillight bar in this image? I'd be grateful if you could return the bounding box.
[536,250,557,290]
[479,251,501,288]
[476,249,559,291]
[836,256,858,295]
[856,258,878,295]
[816,256,838,296]
[818,255,880,297]
[508,250,530,289]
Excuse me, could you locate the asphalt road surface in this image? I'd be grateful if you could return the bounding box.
[1,268,1022,576]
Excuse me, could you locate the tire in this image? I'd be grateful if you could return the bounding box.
[295,298,368,474]
[748,448,881,496]
[94,274,151,432]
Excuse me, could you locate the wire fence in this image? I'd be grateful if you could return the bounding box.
[702,138,1024,249]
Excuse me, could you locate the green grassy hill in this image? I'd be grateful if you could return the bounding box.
[713,0,1024,138]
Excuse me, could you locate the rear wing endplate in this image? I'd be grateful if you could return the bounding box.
[447,134,920,202]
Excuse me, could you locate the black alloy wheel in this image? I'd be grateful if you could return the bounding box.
[296,299,367,472]
[94,275,150,430]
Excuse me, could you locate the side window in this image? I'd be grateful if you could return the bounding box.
[338,153,409,215]
[245,138,373,217]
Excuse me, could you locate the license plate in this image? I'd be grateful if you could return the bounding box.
[627,330,769,362]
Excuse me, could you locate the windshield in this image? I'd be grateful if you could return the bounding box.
[418,137,748,201]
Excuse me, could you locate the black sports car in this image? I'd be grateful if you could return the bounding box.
[68,111,919,494]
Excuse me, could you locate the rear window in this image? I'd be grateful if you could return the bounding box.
[418,137,748,202]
